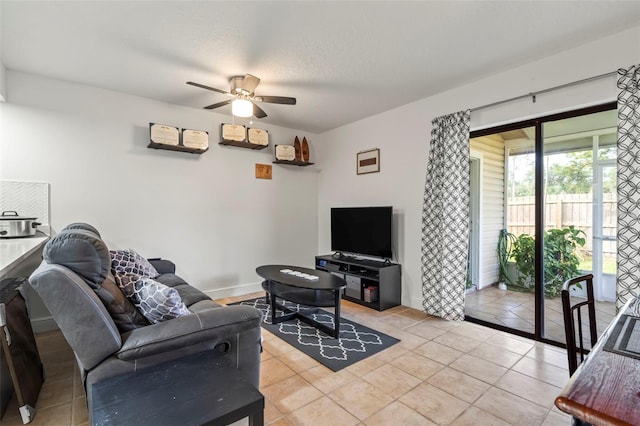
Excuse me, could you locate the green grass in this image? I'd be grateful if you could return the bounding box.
[578,257,617,274]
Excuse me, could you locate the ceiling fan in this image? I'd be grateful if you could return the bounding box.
[186,74,296,119]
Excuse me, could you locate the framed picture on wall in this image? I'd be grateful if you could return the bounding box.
[357,148,380,175]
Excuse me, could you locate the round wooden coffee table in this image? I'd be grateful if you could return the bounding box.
[256,265,346,338]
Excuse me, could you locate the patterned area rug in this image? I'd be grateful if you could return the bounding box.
[230,297,400,371]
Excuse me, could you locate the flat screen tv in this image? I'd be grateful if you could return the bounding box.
[331,206,392,259]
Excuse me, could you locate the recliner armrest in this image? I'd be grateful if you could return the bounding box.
[147,258,176,274]
[116,305,262,361]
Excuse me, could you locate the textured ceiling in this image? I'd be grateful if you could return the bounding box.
[2,1,639,133]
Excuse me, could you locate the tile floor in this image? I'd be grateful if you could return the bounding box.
[465,285,616,345]
[1,291,575,425]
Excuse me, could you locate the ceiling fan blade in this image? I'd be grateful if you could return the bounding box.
[186,81,230,95]
[204,99,233,110]
[256,96,297,105]
[242,74,261,94]
[253,102,267,118]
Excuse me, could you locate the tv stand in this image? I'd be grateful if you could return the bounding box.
[315,255,401,311]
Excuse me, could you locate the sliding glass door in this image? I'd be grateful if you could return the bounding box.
[465,103,617,345]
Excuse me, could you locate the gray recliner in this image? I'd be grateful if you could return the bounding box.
[27,224,262,412]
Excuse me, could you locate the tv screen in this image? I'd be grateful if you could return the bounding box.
[331,206,392,259]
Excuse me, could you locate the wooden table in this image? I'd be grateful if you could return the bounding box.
[555,298,640,425]
[91,351,264,426]
[256,265,346,338]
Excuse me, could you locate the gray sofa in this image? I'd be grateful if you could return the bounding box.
[28,223,262,412]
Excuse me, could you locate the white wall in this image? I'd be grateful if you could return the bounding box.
[0,71,320,298]
[316,25,640,310]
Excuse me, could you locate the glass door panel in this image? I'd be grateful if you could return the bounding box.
[541,110,617,343]
[465,127,536,336]
[540,130,593,342]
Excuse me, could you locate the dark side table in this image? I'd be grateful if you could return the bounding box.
[91,351,264,426]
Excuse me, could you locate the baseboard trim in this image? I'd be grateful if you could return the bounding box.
[31,316,58,333]
[203,281,263,300]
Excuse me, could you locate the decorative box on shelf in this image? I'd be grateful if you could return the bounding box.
[247,128,269,146]
[219,124,268,150]
[147,123,209,154]
[181,129,209,150]
[273,144,314,167]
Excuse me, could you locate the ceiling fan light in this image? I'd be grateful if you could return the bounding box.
[232,99,253,117]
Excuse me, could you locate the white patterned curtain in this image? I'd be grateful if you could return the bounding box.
[421,110,470,320]
[617,64,640,310]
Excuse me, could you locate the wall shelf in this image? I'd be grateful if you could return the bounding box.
[273,160,314,167]
[218,140,267,150]
[147,142,208,154]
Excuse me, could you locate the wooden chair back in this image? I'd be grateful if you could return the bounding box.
[561,274,598,376]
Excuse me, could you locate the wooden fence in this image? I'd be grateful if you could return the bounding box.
[507,193,616,256]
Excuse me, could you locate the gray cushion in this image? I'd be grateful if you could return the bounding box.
[147,259,175,275]
[28,262,123,372]
[155,274,211,306]
[44,230,110,288]
[61,222,101,237]
[187,300,223,313]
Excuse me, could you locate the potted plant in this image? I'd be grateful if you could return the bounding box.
[497,226,586,297]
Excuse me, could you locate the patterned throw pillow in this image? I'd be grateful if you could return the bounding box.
[113,272,190,323]
[110,249,160,278]
[133,277,191,324]
[113,272,139,298]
